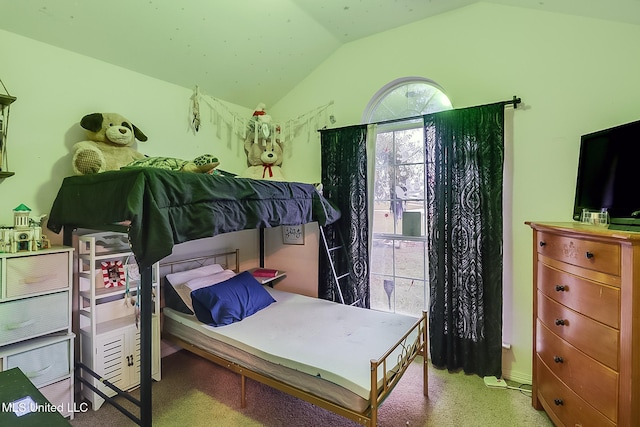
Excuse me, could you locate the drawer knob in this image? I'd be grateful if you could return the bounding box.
[585,251,594,259]
[539,241,546,247]
[555,319,566,326]
[554,399,564,406]
[553,356,564,363]
[555,285,566,292]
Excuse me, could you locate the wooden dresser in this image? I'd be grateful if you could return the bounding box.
[528,222,640,427]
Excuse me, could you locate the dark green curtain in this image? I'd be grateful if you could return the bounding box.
[319,125,369,307]
[425,103,504,377]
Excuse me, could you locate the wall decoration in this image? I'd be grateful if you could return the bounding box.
[0,77,17,178]
[0,204,49,253]
[282,225,304,245]
[101,260,126,288]
[191,87,335,151]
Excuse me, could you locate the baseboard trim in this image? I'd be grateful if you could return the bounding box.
[161,339,182,358]
[502,368,532,385]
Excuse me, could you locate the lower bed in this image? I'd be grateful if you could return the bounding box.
[162,287,427,426]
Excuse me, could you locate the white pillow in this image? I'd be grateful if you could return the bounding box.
[165,264,224,286]
[174,269,236,313]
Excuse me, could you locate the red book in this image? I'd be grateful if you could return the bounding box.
[252,268,279,278]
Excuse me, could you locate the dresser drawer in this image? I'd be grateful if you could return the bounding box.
[7,339,71,387]
[538,291,619,370]
[6,252,70,298]
[537,231,620,276]
[0,291,70,346]
[536,357,615,427]
[537,320,618,421]
[538,263,620,328]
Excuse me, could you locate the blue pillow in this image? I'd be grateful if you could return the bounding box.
[190,271,276,326]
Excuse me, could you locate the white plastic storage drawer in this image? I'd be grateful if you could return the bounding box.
[7,339,71,387]
[6,252,70,298]
[40,377,74,418]
[0,291,70,346]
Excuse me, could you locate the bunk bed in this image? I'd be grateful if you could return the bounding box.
[47,167,428,426]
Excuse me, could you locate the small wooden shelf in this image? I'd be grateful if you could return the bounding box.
[0,94,16,106]
[249,267,286,284]
[1,94,17,180]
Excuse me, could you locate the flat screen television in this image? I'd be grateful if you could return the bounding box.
[573,119,640,231]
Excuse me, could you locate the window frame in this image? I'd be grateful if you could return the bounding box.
[364,77,452,315]
[362,76,452,124]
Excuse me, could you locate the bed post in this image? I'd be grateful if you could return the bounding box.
[62,225,73,247]
[241,375,247,408]
[140,266,153,426]
[259,227,265,267]
[422,311,429,397]
[370,360,378,427]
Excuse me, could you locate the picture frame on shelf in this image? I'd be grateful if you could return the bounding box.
[282,225,304,245]
[101,260,126,288]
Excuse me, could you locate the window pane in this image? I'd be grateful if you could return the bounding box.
[370,238,395,275]
[370,275,397,311]
[394,277,427,318]
[395,130,424,164]
[371,203,398,235]
[396,163,425,200]
[370,275,427,317]
[368,81,452,122]
[394,240,425,279]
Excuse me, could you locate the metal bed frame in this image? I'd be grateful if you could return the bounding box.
[65,227,428,426]
[160,250,429,427]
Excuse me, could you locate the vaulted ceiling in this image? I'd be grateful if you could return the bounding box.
[1,0,638,108]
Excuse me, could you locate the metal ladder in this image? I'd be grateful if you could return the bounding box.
[319,225,357,305]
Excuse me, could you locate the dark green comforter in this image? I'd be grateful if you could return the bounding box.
[47,168,340,268]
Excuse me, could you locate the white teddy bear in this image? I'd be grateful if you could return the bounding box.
[238,104,285,181]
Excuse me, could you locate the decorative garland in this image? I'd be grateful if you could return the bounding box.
[190,86,335,149]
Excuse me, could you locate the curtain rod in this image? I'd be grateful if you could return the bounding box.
[320,95,522,131]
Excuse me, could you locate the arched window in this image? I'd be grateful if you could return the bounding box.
[366,77,451,316]
[363,77,452,123]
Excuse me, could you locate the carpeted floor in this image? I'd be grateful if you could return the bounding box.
[69,350,553,427]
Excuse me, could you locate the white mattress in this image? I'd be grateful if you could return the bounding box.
[163,286,419,412]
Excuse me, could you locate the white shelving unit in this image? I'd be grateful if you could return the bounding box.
[0,247,75,419]
[76,232,161,410]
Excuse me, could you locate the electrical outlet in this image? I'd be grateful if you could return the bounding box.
[483,376,508,389]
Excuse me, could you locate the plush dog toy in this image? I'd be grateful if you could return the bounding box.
[72,112,220,175]
[72,112,147,175]
[238,104,285,181]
